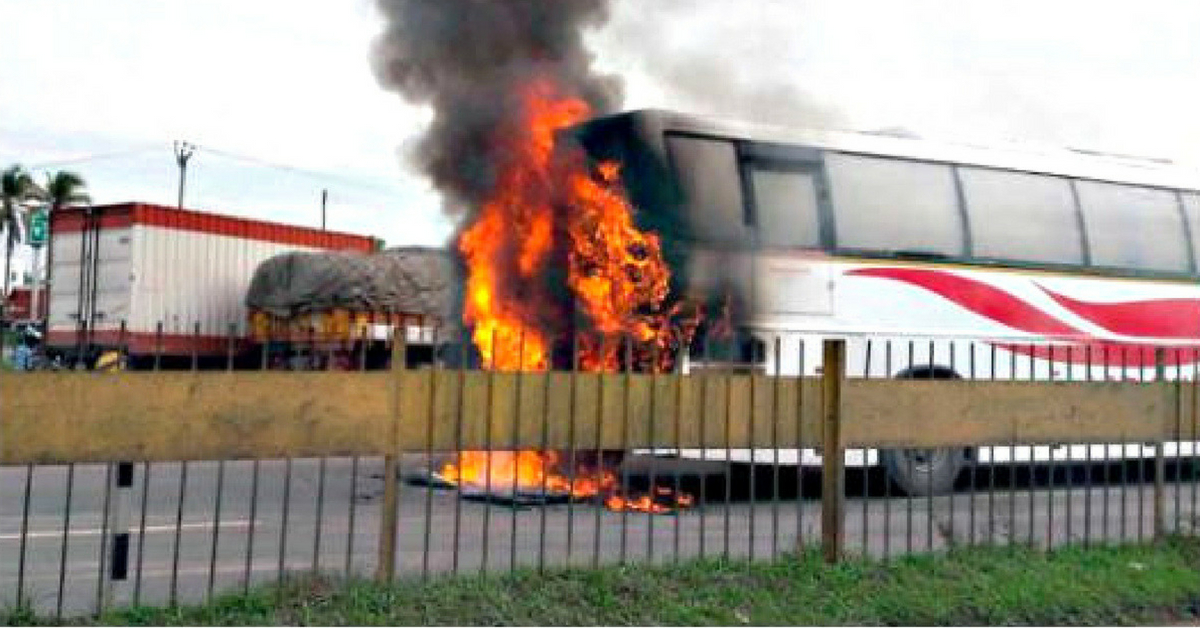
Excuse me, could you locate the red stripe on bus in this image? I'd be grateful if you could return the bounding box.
[847,267,1081,337]
[1038,286,1200,341]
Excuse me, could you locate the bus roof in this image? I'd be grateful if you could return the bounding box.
[606,109,1200,193]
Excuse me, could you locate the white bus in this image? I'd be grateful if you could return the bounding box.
[572,109,1200,495]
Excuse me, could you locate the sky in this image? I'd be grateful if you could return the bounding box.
[2,0,1198,260]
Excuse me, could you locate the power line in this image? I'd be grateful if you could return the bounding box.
[191,144,418,196]
[23,144,167,170]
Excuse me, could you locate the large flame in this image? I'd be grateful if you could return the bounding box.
[446,79,692,513]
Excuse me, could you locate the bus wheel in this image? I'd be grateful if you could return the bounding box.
[881,448,965,496]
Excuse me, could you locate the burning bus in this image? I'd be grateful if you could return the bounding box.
[563,108,1200,495]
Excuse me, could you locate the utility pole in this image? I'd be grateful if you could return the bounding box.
[321,189,328,231]
[174,141,196,210]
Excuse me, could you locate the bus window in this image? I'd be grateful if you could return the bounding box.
[665,134,749,247]
[824,153,963,256]
[1183,193,1200,271]
[959,168,1083,266]
[1076,181,1189,273]
[747,167,821,248]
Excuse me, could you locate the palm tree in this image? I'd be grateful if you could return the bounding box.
[43,170,90,212]
[1,165,38,318]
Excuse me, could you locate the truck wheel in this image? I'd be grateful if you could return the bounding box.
[881,448,965,496]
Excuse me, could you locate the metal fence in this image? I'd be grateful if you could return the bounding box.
[1,321,1198,617]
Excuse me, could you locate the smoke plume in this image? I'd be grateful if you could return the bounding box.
[371,0,623,215]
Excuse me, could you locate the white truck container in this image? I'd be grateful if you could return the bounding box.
[45,202,377,365]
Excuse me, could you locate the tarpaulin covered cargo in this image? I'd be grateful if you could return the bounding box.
[245,246,452,342]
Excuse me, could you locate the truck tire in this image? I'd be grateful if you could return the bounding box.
[881,447,966,496]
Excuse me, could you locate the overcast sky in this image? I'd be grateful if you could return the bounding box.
[2,0,1198,251]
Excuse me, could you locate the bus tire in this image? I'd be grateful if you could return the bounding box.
[881,447,965,496]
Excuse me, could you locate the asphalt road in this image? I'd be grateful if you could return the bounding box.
[1,456,1197,617]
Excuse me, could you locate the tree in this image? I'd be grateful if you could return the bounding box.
[42,170,90,212]
[1,165,38,316]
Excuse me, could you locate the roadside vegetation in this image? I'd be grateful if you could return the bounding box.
[6,538,1199,626]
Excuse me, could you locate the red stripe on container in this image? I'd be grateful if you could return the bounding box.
[50,203,374,251]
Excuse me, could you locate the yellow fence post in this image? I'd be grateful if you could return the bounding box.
[821,339,846,564]
[376,325,406,583]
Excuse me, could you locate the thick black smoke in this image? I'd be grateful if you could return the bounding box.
[371,0,623,214]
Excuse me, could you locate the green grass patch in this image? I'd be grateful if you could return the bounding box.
[9,539,1200,626]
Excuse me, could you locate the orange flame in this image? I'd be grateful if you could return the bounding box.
[447,78,693,513]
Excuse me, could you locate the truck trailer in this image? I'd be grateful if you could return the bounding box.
[45,202,377,368]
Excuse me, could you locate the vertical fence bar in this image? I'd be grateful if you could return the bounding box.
[747,351,757,563]
[452,330,467,575]
[277,458,293,597]
[723,339,733,561]
[906,342,914,554]
[243,460,260,594]
[591,337,606,569]
[925,342,935,553]
[313,458,327,573]
[421,325,438,581]
[565,332,579,565]
[883,341,892,559]
[1027,346,1036,548]
[947,342,956,546]
[1083,346,1093,548]
[987,345,996,548]
[773,336,783,559]
[1174,349,1184,536]
[205,460,225,601]
[673,338,686,564]
[1065,349,1075,546]
[133,462,150,606]
[1119,349,1130,543]
[1008,431,1017,549]
[619,336,632,566]
[510,330,525,574]
[376,325,405,583]
[1154,348,1167,540]
[168,462,188,607]
[699,334,711,558]
[968,342,977,547]
[16,464,34,607]
[861,341,872,556]
[1047,446,1056,549]
[1046,351,1056,551]
[1192,349,1199,534]
[347,456,360,577]
[537,337,552,573]
[647,343,659,563]
[480,329,497,575]
[56,464,76,620]
[95,463,114,615]
[797,338,807,552]
[821,339,846,564]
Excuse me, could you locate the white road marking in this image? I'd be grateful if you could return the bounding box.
[0,519,257,541]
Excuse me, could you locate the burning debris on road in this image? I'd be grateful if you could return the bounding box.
[407,451,694,514]
[373,0,697,513]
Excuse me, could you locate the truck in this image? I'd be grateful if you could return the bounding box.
[244,245,451,370]
[45,202,378,368]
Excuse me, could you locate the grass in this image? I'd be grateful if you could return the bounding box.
[8,539,1200,626]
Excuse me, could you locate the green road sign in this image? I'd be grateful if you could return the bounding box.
[29,210,47,247]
